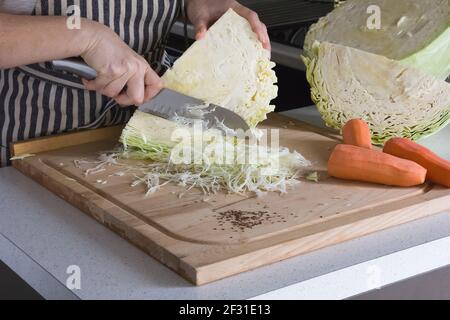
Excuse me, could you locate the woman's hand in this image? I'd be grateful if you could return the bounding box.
[81,20,162,106]
[186,0,271,51]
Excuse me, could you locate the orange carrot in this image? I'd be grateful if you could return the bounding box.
[328,144,427,187]
[342,119,372,149]
[383,138,450,187]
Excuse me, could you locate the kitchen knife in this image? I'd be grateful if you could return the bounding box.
[51,58,251,132]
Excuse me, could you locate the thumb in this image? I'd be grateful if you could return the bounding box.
[82,78,96,91]
[195,22,208,40]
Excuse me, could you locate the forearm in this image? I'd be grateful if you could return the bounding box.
[0,13,98,69]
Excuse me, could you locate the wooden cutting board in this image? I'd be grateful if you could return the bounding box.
[11,113,450,285]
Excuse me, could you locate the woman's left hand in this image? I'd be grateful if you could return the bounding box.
[186,0,271,51]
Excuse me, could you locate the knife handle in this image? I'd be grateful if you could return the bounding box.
[51,58,97,80]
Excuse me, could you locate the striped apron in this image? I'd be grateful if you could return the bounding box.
[0,0,182,166]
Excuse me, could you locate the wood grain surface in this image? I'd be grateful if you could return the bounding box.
[11,113,450,285]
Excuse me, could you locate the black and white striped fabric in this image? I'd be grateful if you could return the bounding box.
[0,0,182,166]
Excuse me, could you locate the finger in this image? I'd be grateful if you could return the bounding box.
[114,94,134,107]
[234,6,271,51]
[250,19,270,50]
[83,78,101,91]
[195,21,208,40]
[82,78,91,89]
[143,68,163,101]
[115,71,145,106]
[239,8,262,38]
[100,72,130,98]
[260,23,271,52]
[82,72,124,93]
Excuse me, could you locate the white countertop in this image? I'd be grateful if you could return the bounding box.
[1,106,449,300]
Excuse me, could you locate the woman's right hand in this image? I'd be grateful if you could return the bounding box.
[80,20,162,106]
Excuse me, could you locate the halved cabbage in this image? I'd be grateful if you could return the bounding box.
[304,0,450,80]
[303,42,450,145]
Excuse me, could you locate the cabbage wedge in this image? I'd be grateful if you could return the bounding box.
[162,9,278,127]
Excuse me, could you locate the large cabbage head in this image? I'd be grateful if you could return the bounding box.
[303,42,450,145]
[304,0,450,80]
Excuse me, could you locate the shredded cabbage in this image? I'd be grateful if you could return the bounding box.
[116,111,311,196]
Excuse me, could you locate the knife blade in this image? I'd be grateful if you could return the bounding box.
[51,58,251,132]
[139,88,250,132]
